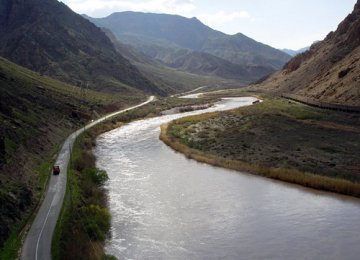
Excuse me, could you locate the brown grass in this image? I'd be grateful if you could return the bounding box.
[160,124,360,198]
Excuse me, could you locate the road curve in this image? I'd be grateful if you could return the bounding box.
[20,96,155,260]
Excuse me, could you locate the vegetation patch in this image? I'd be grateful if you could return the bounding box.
[52,133,112,260]
[52,95,214,259]
[161,98,360,197]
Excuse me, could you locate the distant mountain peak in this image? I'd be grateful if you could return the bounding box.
[87,11,291,73]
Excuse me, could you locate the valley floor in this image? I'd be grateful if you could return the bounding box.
[161,97,360,197]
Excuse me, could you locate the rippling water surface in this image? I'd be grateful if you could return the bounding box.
[95,97,360,260]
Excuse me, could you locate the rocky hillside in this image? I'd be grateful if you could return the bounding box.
[0,0,164,95]
[257,0,360,106]
[86,12,291,81]
[0,56,144,252]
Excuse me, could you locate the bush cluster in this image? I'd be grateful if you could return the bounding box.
[55,133,112,260]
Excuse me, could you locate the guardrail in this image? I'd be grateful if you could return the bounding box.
[281,94,360,113]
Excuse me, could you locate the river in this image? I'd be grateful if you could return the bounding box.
[94,97,360,260]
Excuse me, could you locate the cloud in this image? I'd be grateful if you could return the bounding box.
[61,0,195,17]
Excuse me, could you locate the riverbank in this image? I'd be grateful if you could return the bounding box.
[53,96,217,259]
[52,132,112,260]
[160,98,360,197]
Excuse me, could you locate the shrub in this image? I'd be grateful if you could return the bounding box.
[81,204,111,241]
[74,151,95,171]
[83,168,109,186]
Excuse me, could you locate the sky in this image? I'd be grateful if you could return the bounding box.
[60,0,357,50]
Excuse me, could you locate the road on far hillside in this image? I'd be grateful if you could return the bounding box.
[20,96,155,260]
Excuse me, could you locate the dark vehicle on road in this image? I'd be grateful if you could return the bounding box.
[53,165,60,175]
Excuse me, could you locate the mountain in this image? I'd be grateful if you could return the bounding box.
[101,28,244,93]
[103,28,273,82]
[85,12,291,80]
[282,46,310,56]
[101,27,159,66]
[100,29,256,95]
[0,55,144,250]
[155,49,275,80]
[0,0,164,95]
[256,0,360,106]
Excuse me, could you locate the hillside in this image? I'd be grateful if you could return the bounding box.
[103,28,246,92]
[104,28,272,82]
[86,12,291,80]
[0,56,144,252]
[256,1,360,106]
[158,50,274,81]
[0,0,164,95]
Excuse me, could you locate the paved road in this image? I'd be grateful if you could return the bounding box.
[20,96,155,260]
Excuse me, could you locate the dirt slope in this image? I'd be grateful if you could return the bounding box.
[256,1,360,106]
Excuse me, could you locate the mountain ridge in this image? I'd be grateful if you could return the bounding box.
[0,0,164,95]
[85,11,291,81]
[102,28,245,92]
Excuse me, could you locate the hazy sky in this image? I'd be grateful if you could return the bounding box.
[61,0,357,49]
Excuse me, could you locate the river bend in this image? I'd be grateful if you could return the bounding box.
[95,97,360,260]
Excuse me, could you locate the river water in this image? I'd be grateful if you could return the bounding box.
[95,97,360,260]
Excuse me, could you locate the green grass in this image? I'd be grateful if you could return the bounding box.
[246,98,322,120]
[0,225,22,260]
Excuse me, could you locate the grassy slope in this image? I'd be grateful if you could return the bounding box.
[0,57,144,258]
[162,97,360,197]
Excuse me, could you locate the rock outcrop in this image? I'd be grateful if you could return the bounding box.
[257,1,360,106]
